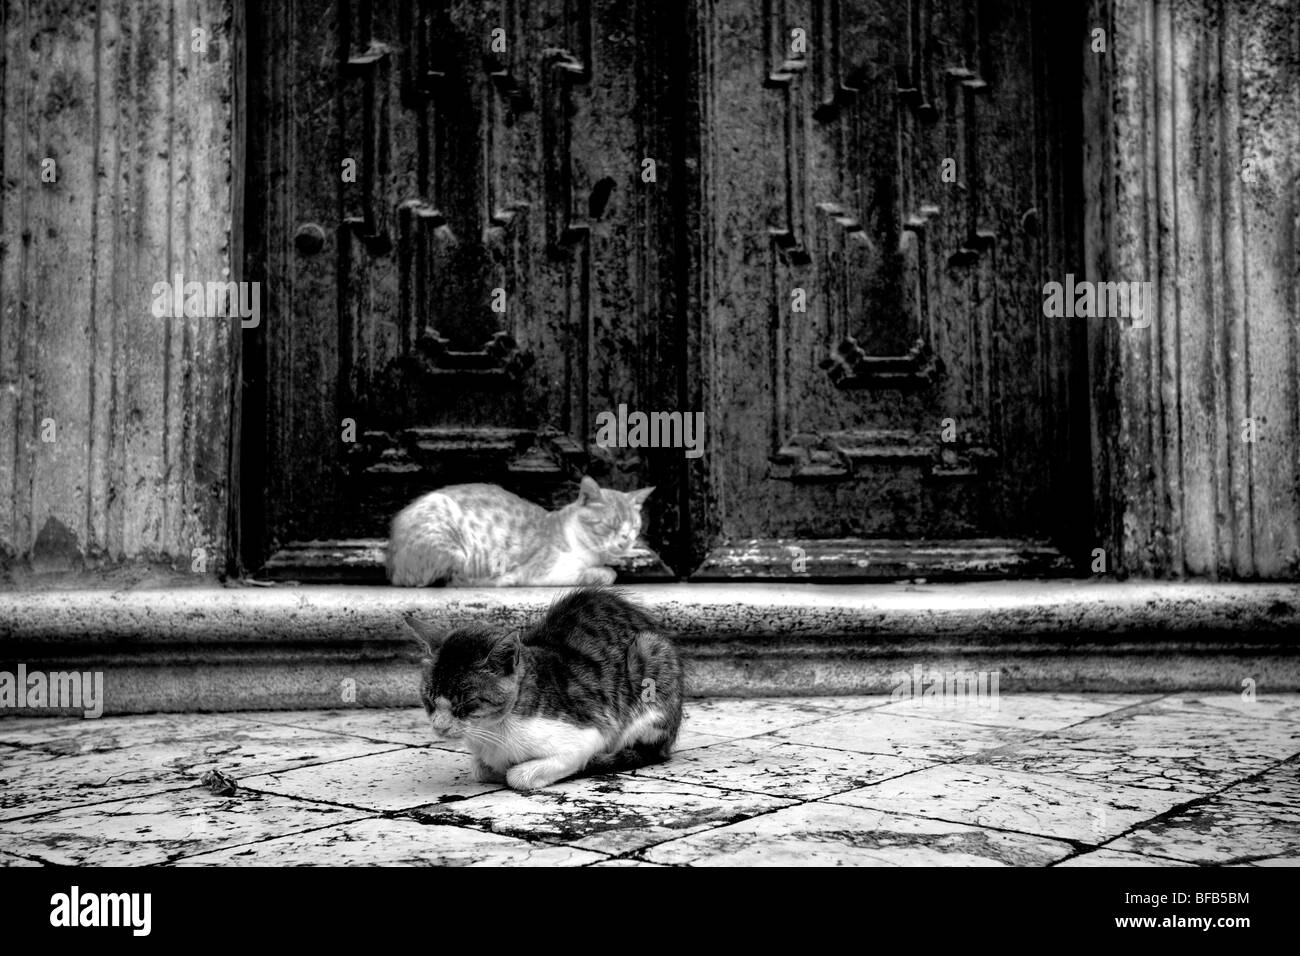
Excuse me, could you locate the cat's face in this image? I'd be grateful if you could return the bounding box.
[571,477,653,559]
[415,626,521,742]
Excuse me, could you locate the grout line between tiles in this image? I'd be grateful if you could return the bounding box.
[160,814,388,865]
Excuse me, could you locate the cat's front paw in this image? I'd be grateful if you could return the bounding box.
[506,762,559,792]
[582,567,618,586]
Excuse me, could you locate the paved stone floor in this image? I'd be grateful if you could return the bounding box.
[0,694,1297,866]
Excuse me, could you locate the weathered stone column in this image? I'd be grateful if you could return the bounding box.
[1085,0,1300,578]
[0,0,242,580]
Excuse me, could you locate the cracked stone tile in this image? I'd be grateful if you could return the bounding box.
[0,850,42,866]
[1107,765,1300,864]
[588,858,669,867]
[0,719,86,750]
[1,717,210,764]
[674,731,733,751]
[872,693,1153,732]
[232,708,728,754]
[0,789,366,865]
[229,709,452,749]
[0,720,403,822]
[0,712,405,764]
[828,763,1196,843]
[777,695,894,711]
[680,697,883,740]
[642,801,1073,866]
[1056,849,1195,867]
[414,773,794,855]
[1156,694,1300,724]
[771,711,1037,762]
[0,713,263,756]
[970,699,1300,794]
[634,737,922,799]
[1239,856,1300,866]
[242,748,500,811]
[176,817,603,866]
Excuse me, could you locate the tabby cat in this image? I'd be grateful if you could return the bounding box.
[386,477,652,587]
[408,587,683,791]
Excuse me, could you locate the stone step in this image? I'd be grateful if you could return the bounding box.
[1,582,1297,715]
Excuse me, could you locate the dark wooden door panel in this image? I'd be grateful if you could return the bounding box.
[693,0,1085,577]
[249,0,687,578]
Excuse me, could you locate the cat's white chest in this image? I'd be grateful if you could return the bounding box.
[503,549,604,586]
[543,552,597,582]
[471,715,604,771]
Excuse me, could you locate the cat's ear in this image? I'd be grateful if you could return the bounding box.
[489,631,524,676]
[402,613,445,663]
[577,475,603,506]
[627,486,655,509]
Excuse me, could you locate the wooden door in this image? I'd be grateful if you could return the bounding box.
[243,0,1087,581]
[689,0,1089,579]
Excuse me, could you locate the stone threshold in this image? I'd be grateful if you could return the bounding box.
[1,581,1297,714]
